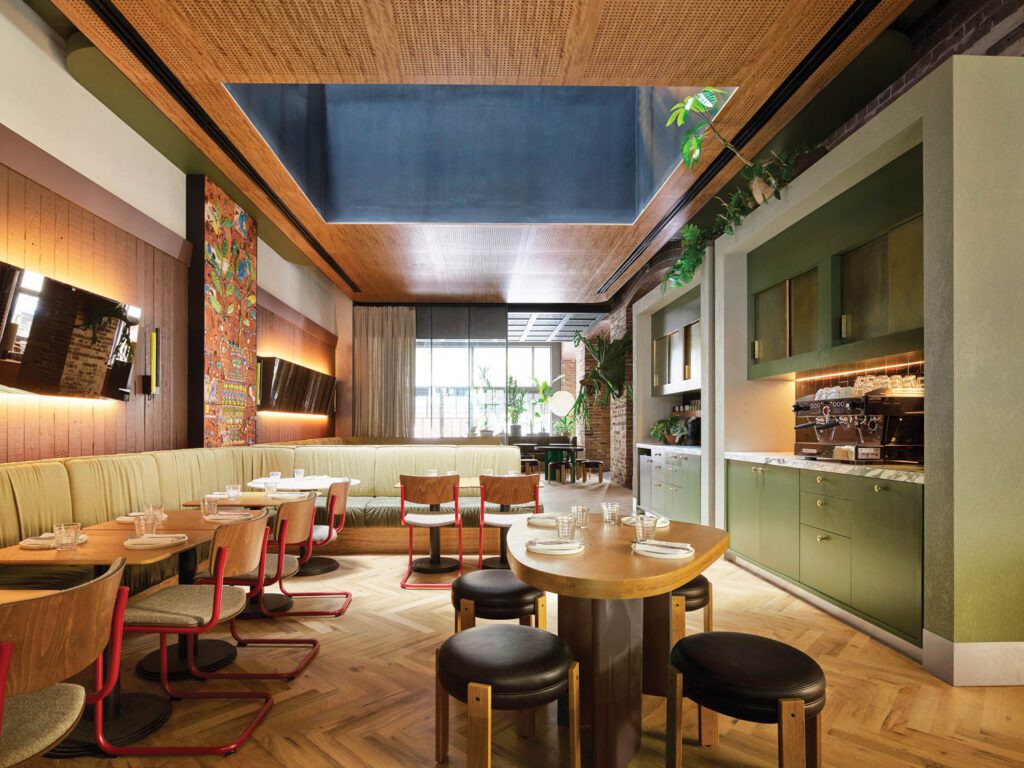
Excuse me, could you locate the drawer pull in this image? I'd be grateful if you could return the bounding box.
[874,484,882,493]
[816,499,825,509]
[751,466,758,474]
[815,475,824,485]
[816,534,829,543]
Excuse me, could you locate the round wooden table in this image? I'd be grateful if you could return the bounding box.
[507,514,729,768]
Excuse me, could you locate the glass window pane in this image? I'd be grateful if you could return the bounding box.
[534,347,552,384]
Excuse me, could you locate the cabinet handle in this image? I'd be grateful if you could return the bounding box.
[874,484,883,493]
[816,534,829,543]
[815,475,824,485]
[751,466,758,474]
[816,499,825,508]
[840,314,851,339]
[752,339,761,361]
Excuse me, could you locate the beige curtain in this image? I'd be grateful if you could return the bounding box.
[353,306,416,437]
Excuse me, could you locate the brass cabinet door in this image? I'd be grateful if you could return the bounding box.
[753,282,788,363]
[788,268,819,357]
[840,233,890,342]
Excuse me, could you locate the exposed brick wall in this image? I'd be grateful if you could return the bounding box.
[827,0,1024,149]
[560,343,577,395]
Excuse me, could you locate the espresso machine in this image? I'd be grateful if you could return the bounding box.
[792,388,924,464]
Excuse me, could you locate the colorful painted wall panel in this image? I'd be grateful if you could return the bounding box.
[187,176,257,447]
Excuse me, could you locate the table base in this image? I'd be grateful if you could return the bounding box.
[480,556,509,570]
[136,638,237,681]
[411,555,460,574]
[558,596,643,768]
[47,692,171,757]
[237,592,294,620]
[296,556,340,576]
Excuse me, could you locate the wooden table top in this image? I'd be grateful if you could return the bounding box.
[247,476,361,491]
[507,515,729,600]
[0,527,215,566]
[88,509,245,532]
[181,492,298,509]
[0,589,59,604]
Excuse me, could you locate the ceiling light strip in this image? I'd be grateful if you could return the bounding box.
[82,0,360,293]
[597,0,884,295]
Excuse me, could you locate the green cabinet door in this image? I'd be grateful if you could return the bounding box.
[681,455,701,524]
[727,461,761,561]
[650,479,667,517]
[759,465,800,579]
[851,478,923,641]
[800,525,852,604]
[753,282,788,363]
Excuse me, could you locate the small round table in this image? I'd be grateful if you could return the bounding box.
[507,516,729,768]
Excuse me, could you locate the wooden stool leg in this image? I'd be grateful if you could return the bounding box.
[698,704,719,746]
[778,698,806,768]
[704,582,714,632]
[805,712,822,768]
[568,662,581,768]
[534,594,547,631]
[460,599,476,631]
[598,467,604,483]
[467,682,492,768]
[454,606,461,633]
[516,708,536,738]
[666,665,683,768]
[671,595,686,646]
[436,650,449,763]
[519,615,532,626]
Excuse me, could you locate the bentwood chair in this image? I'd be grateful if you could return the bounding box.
[300,480,352,575]
[400,474,462,590]
[102,513,274,756]
[0,560,127,767]
[254,494,352,618]
[478,474,541,569]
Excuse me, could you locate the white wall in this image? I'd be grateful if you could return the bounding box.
[257,238,339,334]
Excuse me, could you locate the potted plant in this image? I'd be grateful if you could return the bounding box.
[506,376,527,438]
[650,416,681,445]
[568,331,631,428]
[477,366,496,436]
[531,375,563,434]
[553,413,577,439]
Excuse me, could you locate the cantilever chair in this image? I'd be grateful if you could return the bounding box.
[478,474,541,569]
[0,559,127,767]
[100,513,274,756]
[300,480,352,575]
[400,474,462,590]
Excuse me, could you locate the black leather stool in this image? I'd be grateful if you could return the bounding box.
[666,632,826,768]
[579,459,604,483]
[671,575,713,644]
[436,625,580,768]
[452,569,547,632]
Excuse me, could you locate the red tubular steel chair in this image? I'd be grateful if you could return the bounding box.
[258,494,352,618]
[400,474,462,590]
[100,513,274,756]
[298,480,351,576]
[478,474,541,569]
[0,559,127,766]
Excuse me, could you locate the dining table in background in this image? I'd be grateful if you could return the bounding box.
[542,444,583,483]
[507,516,729,768]
[246,475,361,492]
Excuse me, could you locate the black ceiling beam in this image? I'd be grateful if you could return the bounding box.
[82,0,360,293]
[598,0,884,295]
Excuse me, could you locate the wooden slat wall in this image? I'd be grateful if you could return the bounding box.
[255,303,336,443]
[0,162,188,463]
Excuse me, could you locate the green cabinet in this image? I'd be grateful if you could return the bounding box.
[800,525,852,605]
[726,461,799,579]
[664,454,701,524]
[752,283,788,364]
[851,478,923,641]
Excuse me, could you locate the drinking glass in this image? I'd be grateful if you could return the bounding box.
[426,469,438,477]
[554,515,577,541]
[226,484,242,500]
[133,514,159,537]
[268,471,282,482]
[633,514,658,543]
[201,496,220,516]
[571,505,589,529]
[53,522,80,551]
[264,481,278,495]
[143,503,164,518]
[293,468,305,479]
[601,502,620,525]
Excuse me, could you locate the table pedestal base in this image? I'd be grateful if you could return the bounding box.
[47,692,171,757]
[297,555,340,576]
[481,525,511,570]
[411,555,460,574]
[237,592,294,620]
[558,596,643,768]
[136,638,237,681]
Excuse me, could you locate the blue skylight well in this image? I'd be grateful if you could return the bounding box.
[227,83,735,225]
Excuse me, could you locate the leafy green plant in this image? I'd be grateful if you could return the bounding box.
[650,416,681,444]
[666,87,745,171]
[506,376,527,426]
[569,331,631,428]
[552,413,577,438]
[531,375,563,430]
[476,366,496,431]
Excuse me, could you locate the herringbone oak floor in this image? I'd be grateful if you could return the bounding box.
[31,482,1024,768]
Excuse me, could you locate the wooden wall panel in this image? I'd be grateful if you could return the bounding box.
[255,302,337,443]
[0,163,188,463]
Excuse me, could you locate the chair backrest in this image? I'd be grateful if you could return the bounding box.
[480,474,540,507]
[326,481,351,525]
[400,474,459,505]
[0,558,126,696]
[210,511,271,579]
[274,495,317,546]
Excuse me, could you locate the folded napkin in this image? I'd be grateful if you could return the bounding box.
[116,516,136,524]
[632,542,693,559]
[622,515,670,528]
[526,538,583,551]
[203,511,254,522]
[123,533,188,550]
[208,491,229,498]
[526,514,558,527]
[271,492,305,499]
[638,539,693,552]
[19,533,88,550]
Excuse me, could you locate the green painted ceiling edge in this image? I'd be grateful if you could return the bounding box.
[64,32,314,267]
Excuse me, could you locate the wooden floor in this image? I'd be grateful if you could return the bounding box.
[33,481,1024,768]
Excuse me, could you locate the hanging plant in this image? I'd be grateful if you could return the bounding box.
[569,330,632,428]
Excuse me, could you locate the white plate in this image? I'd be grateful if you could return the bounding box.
[621,516,670,528]
[123,535,188,550]
[526,515,559,528]
[203,512,255,522]
[526,541,585,556]
[18,533,88,550]
[631,543,693,559]
[271,492,305,500]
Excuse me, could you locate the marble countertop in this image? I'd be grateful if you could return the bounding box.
[636,443,702,455]
[723,451,924,484]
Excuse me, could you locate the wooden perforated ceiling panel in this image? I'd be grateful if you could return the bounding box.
[54,0,913,302]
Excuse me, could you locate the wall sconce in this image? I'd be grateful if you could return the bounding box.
[142,329,160,396]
